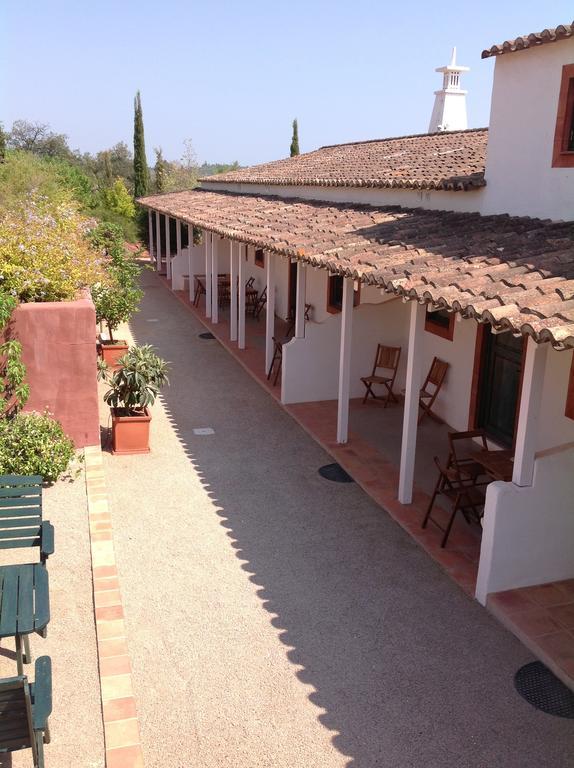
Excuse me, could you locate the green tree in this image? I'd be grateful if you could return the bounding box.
[154,147,166,193]
[290,118,300,157]
[133,91,149,198]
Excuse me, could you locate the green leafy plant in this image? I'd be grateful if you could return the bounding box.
[101,344,169,415]
[0,289,28,417]
[0,410,77,482]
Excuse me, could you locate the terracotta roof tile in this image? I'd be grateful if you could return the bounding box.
[139,189,574,349]
[200,129,488,192]
[482,21,573,58]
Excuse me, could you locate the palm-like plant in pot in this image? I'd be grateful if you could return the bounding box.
[100,345,169,454]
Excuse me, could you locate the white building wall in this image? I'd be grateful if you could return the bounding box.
[482,39,574,220]
[537,347,574,450]
[201,180,485,214]
[476,444,574,602]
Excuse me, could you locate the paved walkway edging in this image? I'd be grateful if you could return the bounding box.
[85,444,144,768]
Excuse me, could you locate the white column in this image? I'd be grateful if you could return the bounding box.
[205,230,212,318]
[230,241,238,342]
[398,301,426,504]
[188,224,195,303]
[294,261,306,339]
[165,217,172,280]
[336,278,355,444]
[155,211,161,271]
[238,243,246,349]
[512,338,548,487]
[148,210,154,264]
[211,237,219,324]
[265,251,276,373]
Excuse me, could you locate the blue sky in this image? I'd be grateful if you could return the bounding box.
[2,2,572,166]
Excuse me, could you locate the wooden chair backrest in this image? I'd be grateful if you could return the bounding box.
[0,675,35,760]
[0,476,43,553]
[373,345,401,375]
[425,357,449,390]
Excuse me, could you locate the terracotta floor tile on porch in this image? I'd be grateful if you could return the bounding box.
[488,579,574,690]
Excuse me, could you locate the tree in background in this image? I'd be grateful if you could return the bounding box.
[290,118,300,157]
[154,148,166,193]
[0,125,5,162]
[133,91,149,198]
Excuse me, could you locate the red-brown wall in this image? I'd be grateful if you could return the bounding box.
[9,297,100,448]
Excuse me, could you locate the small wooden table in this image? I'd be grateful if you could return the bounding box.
[0,563,50,674]
[466,449,514,482]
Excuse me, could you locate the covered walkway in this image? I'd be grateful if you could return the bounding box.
[100,266,574,767]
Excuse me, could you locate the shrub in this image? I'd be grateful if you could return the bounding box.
[0,192,107,302]
[101,344,169,414]
[0,411,76,482]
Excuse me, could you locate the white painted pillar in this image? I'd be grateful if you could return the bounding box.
[205,230,212,318]
[265,251,276,373]
[238,243,246,349]
[398,301,426,504]
[230,241,238,342]
[512,338,549,487]
[336,277,355,444]
[294,261,306,339]
[165,216,172,280]
[188,224,195,303]
[211,237,219,324]
[155,211,161,271]
[148,210,154,264]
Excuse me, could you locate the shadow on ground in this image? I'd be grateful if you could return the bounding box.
[125,269,574,768]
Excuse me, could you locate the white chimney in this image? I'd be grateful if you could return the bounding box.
[428,47,469,133]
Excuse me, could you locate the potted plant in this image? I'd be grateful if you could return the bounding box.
[99,344,169,454]
[90,224,143,369]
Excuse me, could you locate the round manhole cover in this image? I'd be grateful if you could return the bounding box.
[514,661,574,718]
[318,463,354,483]
[199,332,215,340]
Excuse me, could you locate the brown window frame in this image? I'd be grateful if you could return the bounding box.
[254,248,265,268]
[326,275,360,314]
[565,353,574,420]
[424,307,455,341]
[552,64,574,168]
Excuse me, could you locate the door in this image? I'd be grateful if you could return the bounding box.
[288,261,298,319]
[477,328,524,446]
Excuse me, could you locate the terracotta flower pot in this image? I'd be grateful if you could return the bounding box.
[99,340,129,370]
[111,407,151,455]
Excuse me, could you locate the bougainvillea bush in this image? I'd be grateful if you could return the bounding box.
[0,192,107,302]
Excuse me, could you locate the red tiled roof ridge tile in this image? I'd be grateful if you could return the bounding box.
[482,21,574,58]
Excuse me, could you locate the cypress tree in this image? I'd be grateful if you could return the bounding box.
[290,118,300,157]
[154,148,166,193]
[133,91,149,198]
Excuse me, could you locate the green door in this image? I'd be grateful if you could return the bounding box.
[477,328,524,447]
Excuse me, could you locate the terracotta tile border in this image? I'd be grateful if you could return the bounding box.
[84,444,145,767]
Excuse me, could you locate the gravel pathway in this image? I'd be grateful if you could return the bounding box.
[100,269,574,768]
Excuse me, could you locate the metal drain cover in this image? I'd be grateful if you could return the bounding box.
[318,463,354,483]
[199,332,215,339]
[514,661,574,718]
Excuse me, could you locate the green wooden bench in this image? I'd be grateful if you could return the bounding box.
[0,475,54,564]
[0,656,52,767]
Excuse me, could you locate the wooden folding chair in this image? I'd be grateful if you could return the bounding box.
[253,287,267,319]
[193,277,206,307]
[422,456,486,547]
[419,357,449,423]
[361,345,401,406]
[0,657,52,768]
